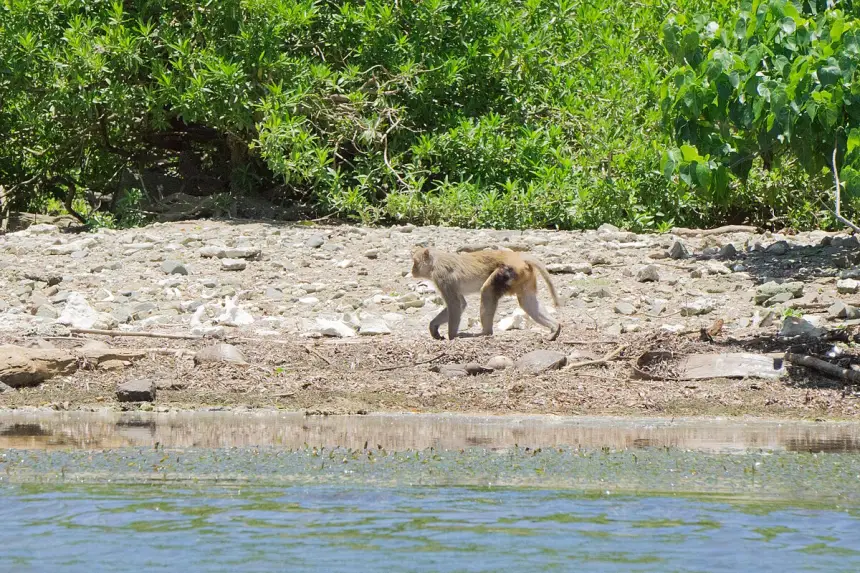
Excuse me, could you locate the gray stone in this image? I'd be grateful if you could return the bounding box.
[224,247,261,260]
[701,246,720,257]
[305,235,325,248]
[363,249,379,259]
[680,298,715,316]
[636,265,660,282]
[199,246,226,258]
[464,362,493,375]
[0,382,14,393]
[161,260,188,275]
[547,263,593,275]
[593,287,612,298]
[265,287,284,301]
[837,278,860,294]
[221,258,247,271]
[515,350,567,374]
[766,240,790,255]
[828,301,860,320]
[780,316,827,338]
[358,315,391,336]
[833,235,860,248]
[597,223,620,234]
[719,244,738,259]
[614,302,636,315]
[433,364,469,378]
[23,272,62,287]
[485,356,514,370]
[754,281,803,304]
[668,241,690,260]
[116,379,156,402]
[35,304,59,319]
[764,292,794,306]
[193,343,247,365]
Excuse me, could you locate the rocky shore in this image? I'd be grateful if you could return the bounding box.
[1,218,860,419]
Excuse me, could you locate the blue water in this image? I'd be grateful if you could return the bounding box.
[2,483,859,572]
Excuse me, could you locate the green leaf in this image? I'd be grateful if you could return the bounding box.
[780,17,796,35]
[847,128,860,155]
[660,149,677,178]
[818,64,842,87]
[695,161,712,188]
[680,144,702,162]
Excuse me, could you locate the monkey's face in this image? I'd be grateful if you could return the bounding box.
[411,248,430,278]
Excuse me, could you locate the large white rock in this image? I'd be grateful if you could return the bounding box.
[57,293,99,329]
[214,297,254,327]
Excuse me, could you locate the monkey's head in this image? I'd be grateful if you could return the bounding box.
[411,247,432,279]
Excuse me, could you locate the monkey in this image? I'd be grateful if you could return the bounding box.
[411,247,561,341]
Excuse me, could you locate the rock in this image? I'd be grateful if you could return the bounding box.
[766,241,790,255]
[597,223,620,234]
[680,298,715,316]
[431,364,469,378]
[837,279,860,294]
[161,260,188,275]
[35,304,59,319]
[463,362,492,375]
[593,286,612,298]
[486,356,514,370]
[754,281,803,304]
[780,316,827,338]
[498,310,527,331]
[0,382,14,393]
[265,287,283,301]
[193,343,247,365]
[363,249,379,259]
[221,258,247,271]
[0,346,78,387]
[547,263,593,275]
[752,310,777,329]
[636,265,660,282]
[515,350,567,374]
[315,318,357,338]
[56,293,100,329]
[614,302,636,315]
[705,261,732,275]
[214,297,254,326]
[45,238,95,255]
[156,379,188,391]
[764,292,794,306]
[587,253,610,265]
[305,235,325,248]
[224,247,261,260]
[358,315,391,336]
[829,301,860,320]
[23,272,62,286]
[668,241,690,260]
[719,244,738,259]
[199,246,226,258]
[116,379,156,402]
[99,359,129,371]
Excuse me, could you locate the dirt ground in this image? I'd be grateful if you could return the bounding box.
[2,217,860,420]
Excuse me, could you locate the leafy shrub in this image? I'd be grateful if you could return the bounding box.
[0,0,833,231]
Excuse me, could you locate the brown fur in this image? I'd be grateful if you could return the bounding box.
[411,247,561,341]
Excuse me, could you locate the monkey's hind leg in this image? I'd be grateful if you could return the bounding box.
[479,266,515,336]
[518,292,561,341]
[428,307,448,340]
[430,295,468,340]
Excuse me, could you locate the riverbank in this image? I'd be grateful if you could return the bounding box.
[1,218,859,419]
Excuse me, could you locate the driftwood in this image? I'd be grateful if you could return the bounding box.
[670,225,759,237]
[70,328,202,340]
[785,352,860,384]
[566,345,626,369]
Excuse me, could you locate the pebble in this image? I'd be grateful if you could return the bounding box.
[221,258,247,271]
[766,241,790,255]
[161,260,188,275]
[829,301,860,320]
[193,343,247,365]
[486,356,514,370]
[514,350,567,374]
[614,302,636,315]
[305,235,325,248]
[668,241,690,259]
[116,379,156,402]
[636,265,660,282]
[547,263,593,275]
[755,281,804,304]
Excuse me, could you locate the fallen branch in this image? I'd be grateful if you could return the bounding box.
[69,328,202,340]
[671,225,759,237]
[304,344,333,366]
[375,352,447,372]
[785,352,860,384]
[566,345,626,369]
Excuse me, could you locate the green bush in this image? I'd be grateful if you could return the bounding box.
[0,0,833,231]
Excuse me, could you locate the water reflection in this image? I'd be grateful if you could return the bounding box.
[1,411,860,453]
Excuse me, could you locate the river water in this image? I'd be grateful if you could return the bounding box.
[2,411,860,572]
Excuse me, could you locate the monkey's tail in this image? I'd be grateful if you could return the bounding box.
[524,256,561,308]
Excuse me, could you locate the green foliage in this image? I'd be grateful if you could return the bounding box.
[0,0,833,231]
[660,0,860,224]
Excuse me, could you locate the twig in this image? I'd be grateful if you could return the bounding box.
[785,352,860,384]
[304,344,333,366]
[69,328,202,340]
[375,352,447,372]
[830,133,860,233]
[566,345,626,369]
[562,339,618,345]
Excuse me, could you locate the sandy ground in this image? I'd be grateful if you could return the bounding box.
[1,217,860,419]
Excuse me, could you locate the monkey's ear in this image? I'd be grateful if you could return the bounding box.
[420,248,431,262]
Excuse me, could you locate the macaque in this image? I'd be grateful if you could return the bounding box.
[411,247,561,341]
